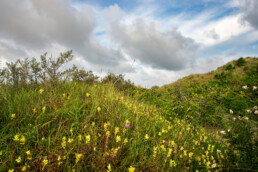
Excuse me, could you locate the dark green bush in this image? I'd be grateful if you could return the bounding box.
[223,119,257,170]
[225,64,234,70]
[236,57,246,67]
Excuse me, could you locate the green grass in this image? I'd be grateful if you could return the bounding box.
[0,57,257,171]
[0,82,235,171]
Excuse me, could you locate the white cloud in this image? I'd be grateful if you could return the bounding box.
[229,0,258,30]
[0,0,126,67]
[103,5,199,71]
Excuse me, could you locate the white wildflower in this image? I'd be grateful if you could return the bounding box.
[246,109,251,113]
[229,109,233,114]
[211,163,217,168]
[220,131,226,134]
[242,85,248,89]
[253,86,257,90]
[243,116,249,120]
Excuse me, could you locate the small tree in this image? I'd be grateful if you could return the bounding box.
[40,50,74,83]
[19,58,30,86]
[6,61,20,87]
[71,65,99,83]
[30,58,42,84]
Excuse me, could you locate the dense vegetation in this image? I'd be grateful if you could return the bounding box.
[0,52,257,171]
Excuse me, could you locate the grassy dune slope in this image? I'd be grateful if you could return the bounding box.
[1,82,233,171]
[0,57,257,171]
[162,57,257,90]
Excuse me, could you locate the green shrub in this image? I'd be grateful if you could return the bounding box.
[223,118,257,170]
[223,98,249,114]
[236,57,246,67]
[225,64,234,71]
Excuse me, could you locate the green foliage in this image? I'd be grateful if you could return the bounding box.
[151,85,159,89]
[224,64,234,71]
[70,65,99,84]
[40,50,74,83]
[243,62,258,85]
[236,57,246,67]
[223,118,257,170]
[101,73,135,92]
[228,98,248,114]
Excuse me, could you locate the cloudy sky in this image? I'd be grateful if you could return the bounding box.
[0,0,257,87]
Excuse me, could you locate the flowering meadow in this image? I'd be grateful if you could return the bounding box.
[0,54,257,171]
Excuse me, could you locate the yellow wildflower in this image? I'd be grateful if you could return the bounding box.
[8,169,14,172]
[106,131,110,136]
[32,108,37,113]
[86,135,90,144]
[62,137,67,149]
[26,150,31,155]
[42,159,48,170]
[27,156,32,160]
[21,165,27,171]
[170,160,176,167]
[43,159,48,165]
[184,150,187,156]
[86,93,90,97]
[128,166,135,172]
[145,134,149,140]
[75,153,83,163]
[11,113,15,119]
[108,163,112,171]
[78,135,82,141]
[172,141,175,146]
[61,142,66,149]
[13,134,19,141]
[20,135,26,145]
[167,148,172,157]
[115,127,119,135]
[97,107,101,112]
[42,106,46,113]
[206,161,211,167]
[92,122,95,127]
[189,152,194,158]
[68,138,73,143]
[116,135,121,142]
[39,89,44,94]
[0,151,2,156]
[160,145,166,151]
[16,156,21,163]
[124,138,128,144]
[58,156,61,161]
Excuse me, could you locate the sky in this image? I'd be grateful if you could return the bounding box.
[0,0,257,87]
